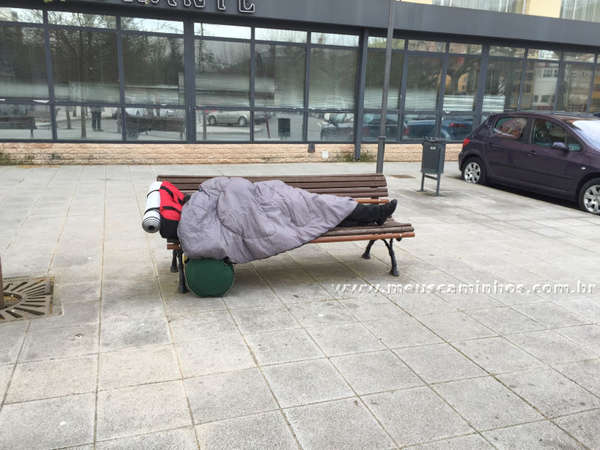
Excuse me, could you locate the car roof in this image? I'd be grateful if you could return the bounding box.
[490,111,600,125]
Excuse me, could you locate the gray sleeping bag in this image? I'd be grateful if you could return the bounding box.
[178,177,357,264]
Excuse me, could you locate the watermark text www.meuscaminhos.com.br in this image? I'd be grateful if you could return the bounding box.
[332,280,596,296]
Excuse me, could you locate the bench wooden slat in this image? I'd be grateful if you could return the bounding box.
[311,232,415,243]
[165,180,388,189]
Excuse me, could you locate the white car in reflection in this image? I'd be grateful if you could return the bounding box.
[205,110,249,127]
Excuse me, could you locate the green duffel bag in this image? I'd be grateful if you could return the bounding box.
[184,258,235,297]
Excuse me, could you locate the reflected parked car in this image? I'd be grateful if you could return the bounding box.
[205,110,249,127]
[459,112,600,214]
[320,113,354,140]
[362,113,400,139]
[403,117,473,141]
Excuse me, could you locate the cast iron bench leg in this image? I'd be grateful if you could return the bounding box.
[176,250,188,293]
[361,240,376,259]
[170,249,178,273]
[383,238,399,277]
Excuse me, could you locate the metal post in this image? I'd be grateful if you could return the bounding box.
[0,257,4,309]
[376,0,396,174]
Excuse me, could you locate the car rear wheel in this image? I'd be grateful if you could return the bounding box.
[462,157,486,185]
[579,178,600,215]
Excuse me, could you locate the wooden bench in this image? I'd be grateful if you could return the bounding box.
[0,116,36,138]
[156,174,415,293]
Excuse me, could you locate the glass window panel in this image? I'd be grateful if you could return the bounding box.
[122,17,183,34]
[561,0,600,22]
[196,40,250,106]
[520,61,559,110]
[50,29,119,103]
[484,58,523,112]
[558,63,593,112]
[311,32,358,47]
[255,28,306,43]
[194,23,250,39]
[442,112,474,141]
[0,104,51,140]
[493,117,528,139]
[197,109,250,141]
[405,54,443,110]
[55,105,121,141]
[489,46,525,58]
[0,26,48,98]
[48,12,116,28]
[402,112,437,140]
[309,48,357,109]
[0,8,42,23]
[449,43,482,54]
[253,111,304,141]
[433,0,525,14]
[407,40,446,52]
[255,44,305,108]
[364,49,403,109]
[527,48,560,60]
[592,68,600,112]
[444,56,480,112]
[124,107,185,141]
[362,112,401,141]
[367,37,405,49]
[123,34,184,105]
[564,51,595,63]
[308,112,354,141]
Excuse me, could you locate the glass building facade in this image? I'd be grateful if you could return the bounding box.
[0,2,599,148]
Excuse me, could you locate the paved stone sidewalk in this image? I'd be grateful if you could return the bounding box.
[0,162,599,449]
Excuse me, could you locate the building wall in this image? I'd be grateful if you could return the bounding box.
[0,142,461,165]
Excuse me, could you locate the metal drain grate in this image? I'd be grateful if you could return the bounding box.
[1,277,54,322]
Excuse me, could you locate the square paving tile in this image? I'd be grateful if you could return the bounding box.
[96,428,198,450]
[54,281,101,304]
[0,364,12,400]
[245,328,323,365]
[454,337,544,374]
[483,421,584,449]
[0,322,28,365]
[307,323,385,356]
[418,312,496,342]
[231,307,299,334]
[409,434,493,449]
[340,298,409,321]
[395,343,486,383]
[433,377,542,430]
[184,368,277,424]
[169,311,238,343]
[175,333,255,377]
[99,345,180,390]
[100,317,170,352]
[391,293,457,317]
[6,355,97,403]
[507,330,597,365]
[288,301,357,327]
[20,323,99,362]
[0,393,95,450]
[513,302,586,328]
[556,359,600,397]
[28,301,99,331]
[469,308,545,335]
[554,410,600,449]
[364,387,472,447]
[96,381,191,441]
[439,293,503,311]
[262,359,353,408]
[332,350,422,395]
[498,368,600,417]
[556,325,600,354]
[285,397,394,449]
[363,317,443,348]
[196,411,297,450]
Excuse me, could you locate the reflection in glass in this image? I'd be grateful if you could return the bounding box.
[449,43,482,54]
[433,0,525,14]
[364,49,403,109]
[561,0,600,22]
[253,111,304,141]
[122,17,183,34]
[558,64,593,112]
[0,26,48,98]
[368,37,405,49]
[0,8,42,23]
[194,23,250,39]
[405,54,442,110]
[591,68,600,112]
[0,104,51,140]
[442,112,474,141]
[50,29,119,103]
[123,34,184,105]
[402,112,437,140]
[255,44,305,108]
[55,105,121,140]
[309,48,357,109]
[123,107,185,141]
[484,58,522,112]
[489,46,525,57]
[197,109,250,141]
[255,28,306,43]
[311,33,359,47]
[407,40,445,52]
[362,112,401,141]
[563,52,595,63]
[196,40,250,106]
[521,61,559,110]
[527,49,560,60]
[444,56,480,112]
[48,12,116,28]
[308,112,354,141]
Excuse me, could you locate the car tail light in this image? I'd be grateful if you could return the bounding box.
[462,138,471,148]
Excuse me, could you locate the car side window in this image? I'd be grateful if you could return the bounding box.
[532,119,582,151]
[492,117,527,140]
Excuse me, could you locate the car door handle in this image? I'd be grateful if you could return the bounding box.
[527,150,536,157]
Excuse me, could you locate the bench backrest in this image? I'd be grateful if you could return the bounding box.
[157,174,389,199]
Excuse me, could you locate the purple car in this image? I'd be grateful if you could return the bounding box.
[458,112,600,215]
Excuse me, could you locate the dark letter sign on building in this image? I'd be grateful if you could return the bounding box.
[122,0,256,13]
